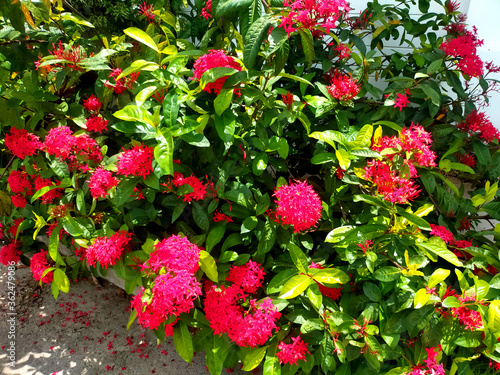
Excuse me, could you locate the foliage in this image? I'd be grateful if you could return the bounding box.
[1,0,500,374]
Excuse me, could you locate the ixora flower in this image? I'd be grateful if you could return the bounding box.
[0,242,22,266]
[274,180,322,233]
[88,168,120,199]
[143,234,201,274]
[280,0,350,37]
[276,336,310,365]
[4,128,42,159]
[85,231,132,269]
[192,50,242,95]
[30,250,54,284]
[116,143,154,179]
[325,71,360,101]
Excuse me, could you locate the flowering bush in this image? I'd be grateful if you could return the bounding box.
[1,0,500,374]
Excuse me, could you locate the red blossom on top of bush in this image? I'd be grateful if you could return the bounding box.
[117,143,154,179]
[4,128,42,159]
[0,242,22,266]
[85,230,132,269]
[192,50,242,95]
[274,180,322,233]
[30,250,54,283]
[276,335,310,365]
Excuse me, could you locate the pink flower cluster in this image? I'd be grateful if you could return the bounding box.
[85,231,132,269]
[276,335,310,365]
[117,143,154,179]
[44,126,103,171]
[88,168,120,199]
[132,235,202,330]
[172,172,207,202]
[451,295,483,330]
[441,25,484,77]
[365,124,437,204]
[4,128,42,159]
[404,346,445,375]
[0,243,21,266]
[204,260,281,347]
[274,180,322,233]
[30,250,54,284]
[193,50,242,95]
[280,0,350,37]
[457,110,500,143]
[325,71,360,101]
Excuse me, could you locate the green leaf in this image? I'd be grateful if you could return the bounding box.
[242,346,267,371]
[288,243,309,274]
[124,27,159,52]
[154,128,174,176]
[311,268,350,285]
[363,282,381,302]
[214,89,233,116]
[163,93,179,128]
[243,15,273,69]
[279,274,314,299]
[114,178,138,206]
[54,269,70,293]
[374,267,401,282]
[173,320,194,363]
[199,250,218,282]
[428,268,450,288]
[396,207,431,230]
[206,223,226,252]
[418,241,463,267]
[0,191,13,216]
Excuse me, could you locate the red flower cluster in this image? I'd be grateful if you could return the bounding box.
[276,335,310,365]
[441,25,484,77]
[326,71,360,101]
[204,261,281,347]
[404,346,445,375]
[117,143,154,179]
[280,0,350,37]
[172,172,207,202]
[192,50,242,95]
[88,168,120,199]
[310,262,342,300]
[457,110,500,143]
[105,68,140,94]
[85,231,132,269]
[274,180,322,233]
[451,295,483,331]
[0,243,21,266]
[4,128,42,159]
[201,0,212,20]
[132,235,202,330]
[30,250,54,284]
[142,235,201,274]
[366,124,437,204]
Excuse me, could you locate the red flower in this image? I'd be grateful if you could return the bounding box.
[192,50,242,95]
[88,168,119,199]
[139,1,155,23]
[0,242,22,266]
[326,71,360,101]
[276,336,310,365]
[85,231,132,269]
[85,116,108,133]
[201,0,212,20]
[4,128,42,159]
[274,180,322,233]
[30,250,54,284]
[117,143,154,179]
[83,95,102,113]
